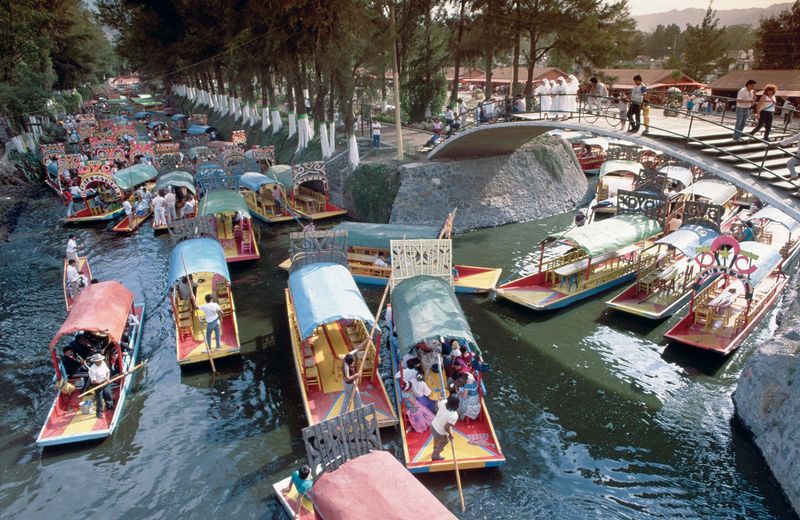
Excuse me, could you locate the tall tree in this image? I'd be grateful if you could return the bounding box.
[755,1,800,69]
[681,6,727,80]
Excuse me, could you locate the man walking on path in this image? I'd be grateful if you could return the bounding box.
[371,119,381,148]
[734,79,757,141]
[628,75,647,133]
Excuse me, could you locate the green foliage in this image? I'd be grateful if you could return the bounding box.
[755,1,800,69]
[680,7,728,80]
[344,163,400,223]
[8,151,44,183]
[530,136,577,179]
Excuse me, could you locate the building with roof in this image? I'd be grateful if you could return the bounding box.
[710,69,800,98]
[594,69,705,92]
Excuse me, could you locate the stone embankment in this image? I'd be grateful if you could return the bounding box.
[0,156,43,241]
[733,277,800,513]
[389,136,587,232]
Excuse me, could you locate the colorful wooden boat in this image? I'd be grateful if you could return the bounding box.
[587,159,644,221]
[664,209,800,355]
[63,256,92,310]
[496,191,666,311]
[198,190,260,263]
[152,170,196,233]
[63,172,126,225]
[169,238,241,365]
[238,171,299,223]
[572,137,608,174]
[265,163,348,221]
[110,164,158,233]
[606,202,723,319]
[274,405,456,520]
[387,275,505,473]
[37,281,145,447]
[675,178,739,218]
[285,254,397,428]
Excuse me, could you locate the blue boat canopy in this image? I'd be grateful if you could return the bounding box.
[599,160,642,177]
[333,222,439,250]
[171,113,188,121]
[289,262,375,340]
[749,207,799,231]
[239,172,277,192]
[147,121,166,129]
[133,111,152,119]
[168,238,230,285]
[739,241,783,288]
[391,276,477,354]
[266,164,294,188]
[187,125,216,135]
[196,162,223,171]
[655,224,719,259]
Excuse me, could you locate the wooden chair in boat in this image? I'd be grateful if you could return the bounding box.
[302,341,321,392]
[176,298,195,341]
[240,220,253,254]
[693,305,713,329]
[215,281,232,315]
[758,230,772,245]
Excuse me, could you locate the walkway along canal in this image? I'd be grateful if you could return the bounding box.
[0,195,796,518]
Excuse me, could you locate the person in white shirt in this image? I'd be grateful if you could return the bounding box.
[588,77,609,114]
[371,119,381,148]
[395,358,437,413]
[430,394,460,461]
[66,259,84,298]
[87,353,114,418]
[164,189,177,222]
[734,79,757,141]
[458,98,468,127]
[199,294,223,350]
[122,198,133,218]
[181,195,196,219]
[374,252,388,267]
[776,131,800,180]
[152,192,167,226]
[66,234,80,261]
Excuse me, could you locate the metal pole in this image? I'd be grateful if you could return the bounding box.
[686,113,694,143]
[390,1,404,161]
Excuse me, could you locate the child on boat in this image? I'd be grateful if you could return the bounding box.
[282,464,313,498]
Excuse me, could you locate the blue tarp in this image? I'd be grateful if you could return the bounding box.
[655,224,719,259]
[147,121,167,129]
[333,222,439,250]
[749,207,799,231]
[740,241,783,287]
[171,114,188,121]
[239,172,276,192]
[187,125,216,135]
[168,238,230,285]
[288,262,374,340]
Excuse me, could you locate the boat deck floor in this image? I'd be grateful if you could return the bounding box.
[177,273,240,364]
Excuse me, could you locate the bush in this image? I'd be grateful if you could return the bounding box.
[344,163,400,223]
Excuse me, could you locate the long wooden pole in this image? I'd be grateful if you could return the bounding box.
[437,354,466,512]
[181,253,217,372]
[79,360,147,398]
[353,279,392,405]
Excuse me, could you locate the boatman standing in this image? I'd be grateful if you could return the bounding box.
[66,234,81,262]
[199,294,223,350]
[164,188,177,223]
[87,353,114,418]
[123,198,133,220]
[66,259,84,299]
[430,394,460,461]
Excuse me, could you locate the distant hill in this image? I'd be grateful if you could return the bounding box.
[634,3,792,31]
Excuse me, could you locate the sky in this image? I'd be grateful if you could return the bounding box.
[626,0,781,15]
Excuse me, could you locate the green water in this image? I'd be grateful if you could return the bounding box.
[0,197,795,519]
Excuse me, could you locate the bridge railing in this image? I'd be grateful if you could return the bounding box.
[442,94,798,190]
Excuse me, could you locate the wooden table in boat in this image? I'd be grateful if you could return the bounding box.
[552,244,639,291]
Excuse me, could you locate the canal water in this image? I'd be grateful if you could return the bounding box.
[0,195,796,519]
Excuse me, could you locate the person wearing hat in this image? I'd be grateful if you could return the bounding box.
[87,353,114,418]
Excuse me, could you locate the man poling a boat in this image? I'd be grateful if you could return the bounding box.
[87,353,114,418]
[430,393,460,461]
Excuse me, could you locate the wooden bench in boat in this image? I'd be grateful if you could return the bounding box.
[551,244,639,290]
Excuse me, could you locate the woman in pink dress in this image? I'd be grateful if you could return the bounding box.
[401,381,435,433]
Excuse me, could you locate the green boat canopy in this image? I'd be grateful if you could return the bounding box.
[199,190,251,217]
[334,222,439,250]
[187,146,212,160]
[156,170,196,193]
[555,213,662,257]
[391,276,479,355]
[113,164,157,190]
[266,164,294,188]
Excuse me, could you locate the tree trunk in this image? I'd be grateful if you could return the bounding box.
[484,49,494,97]
[524,32,537,95]
[511,1,521,96]
[450,0,468,103]
[214,63,225,95]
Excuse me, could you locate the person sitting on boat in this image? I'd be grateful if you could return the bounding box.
[176,276,196,304]
[395,359,437,413]
[87,353,114,418]
[400,380,435,433]
[70,333,93,360]
[61,346,86,379]
[232,210,244,228]
[66,259,85,299]
[199,294,223,350]
[66,234,81,262]
[667,213,683,233]
[340,353,363,414]
[740,221,756,242]
[135,198,149,216]
[374,252,389,267]
[430,394,460,462]
[282,464,313,500]
[453,370,481,421]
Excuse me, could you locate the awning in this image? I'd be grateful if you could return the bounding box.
[556,213,662,257]
[168,238,230,285]
[187,125,216,135]
[311,451,456,520]
[133,111,152,119]
[198,190,251,217]
[391,276,477,354]
[655,224,719,258]
[599,160,642,176]
[187,146,212,160]
[239,172,277,192]
[49,281,133,348]
[170,113,188,121]
[680,179,737,205]
[266,164,294,188]
[740,241,783,287]
[288,262,374,340]
[334,222,439,250]
[156,170,195,193]
[659,165,693,188]
[749,207,799,231]
[196,162,223,171]
[113,164,158,190]
[581,137,609,150]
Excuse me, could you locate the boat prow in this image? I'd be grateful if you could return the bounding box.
[112,209,153,233]
[63,256,92,310]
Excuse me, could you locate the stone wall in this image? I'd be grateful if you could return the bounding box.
[389,136,587,232]
[733,278,800,513]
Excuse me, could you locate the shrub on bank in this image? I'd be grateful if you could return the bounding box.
[344,163,400,223]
